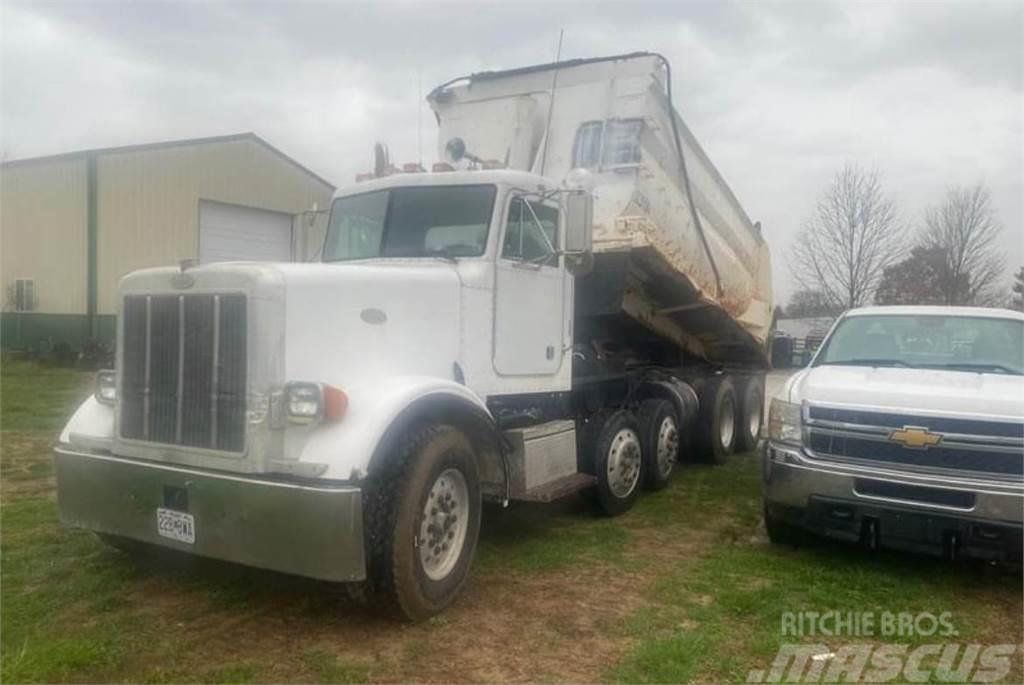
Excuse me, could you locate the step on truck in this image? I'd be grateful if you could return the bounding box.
[55,52,774,619]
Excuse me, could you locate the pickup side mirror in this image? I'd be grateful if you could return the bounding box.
[564,192,593,254]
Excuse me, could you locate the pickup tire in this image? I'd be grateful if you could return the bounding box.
[363,424,481,621]
[638,399,679,491]
[697,377,738,464]
[736,376,765,453]
[582,410,644,516]
[764,506,805,547]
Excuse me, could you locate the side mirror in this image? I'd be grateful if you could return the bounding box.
[564,192,593,254]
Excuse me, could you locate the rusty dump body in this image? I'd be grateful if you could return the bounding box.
[429,52,773,368]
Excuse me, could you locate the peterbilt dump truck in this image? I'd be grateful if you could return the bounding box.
[55,53,773,619]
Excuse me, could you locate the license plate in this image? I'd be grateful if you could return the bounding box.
[156,508,195,544]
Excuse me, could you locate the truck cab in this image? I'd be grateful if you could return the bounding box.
[763,306,1024,560]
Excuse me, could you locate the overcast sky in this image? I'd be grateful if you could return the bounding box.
[2,0,1021,302]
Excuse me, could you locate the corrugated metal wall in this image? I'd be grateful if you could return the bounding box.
[97,138,333,314]
[0,158,89,314]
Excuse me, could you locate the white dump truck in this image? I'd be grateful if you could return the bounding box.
[55,53,773,619]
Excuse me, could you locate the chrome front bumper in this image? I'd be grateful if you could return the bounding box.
[54,447,366,582]
[762,442,1023,558]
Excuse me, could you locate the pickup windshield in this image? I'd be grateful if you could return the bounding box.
[813,314,1024,375]
[323,185,496,262]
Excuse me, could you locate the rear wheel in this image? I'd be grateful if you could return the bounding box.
[698,377,738,464]
[363,425,481,621]
[736,377,765,452]
[583,410,644,516]
[638,399,679,491]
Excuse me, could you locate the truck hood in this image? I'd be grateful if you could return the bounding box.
[786,365,1024,421]
[275,261,463,388]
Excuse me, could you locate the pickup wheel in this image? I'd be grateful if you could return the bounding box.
[764,505,805,547]
[638,399,679,491]
[736,377,765,453]
[583,410,644,516]
[363,424,481,621]
[697,377,738,464]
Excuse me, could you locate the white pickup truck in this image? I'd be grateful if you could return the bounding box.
[763,306,1023,560]
[54,53,774,620]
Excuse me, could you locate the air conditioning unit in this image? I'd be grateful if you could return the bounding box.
[13,279,35,312]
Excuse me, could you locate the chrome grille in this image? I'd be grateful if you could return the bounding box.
[120,294,247,452]
[805,405,1024,478]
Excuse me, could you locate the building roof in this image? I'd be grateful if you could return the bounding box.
[774,316,836,340]
[1,132,335,190]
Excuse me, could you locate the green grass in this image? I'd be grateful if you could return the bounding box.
[1,359,1020,683]
[1,358,92,432]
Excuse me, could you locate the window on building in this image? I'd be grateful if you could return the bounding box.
[12,279,34,312]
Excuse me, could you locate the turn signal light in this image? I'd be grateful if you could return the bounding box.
[95,370,117,404]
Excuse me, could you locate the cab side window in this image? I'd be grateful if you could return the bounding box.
[502,196,559,266]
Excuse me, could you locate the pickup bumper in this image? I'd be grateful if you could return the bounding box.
[54,447,366,582]
[762,442,1023,560]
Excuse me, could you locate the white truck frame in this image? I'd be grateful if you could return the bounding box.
[55,53,773,620]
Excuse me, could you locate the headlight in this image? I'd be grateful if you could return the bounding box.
[284,382,348,425]
[95,370,116,404]
[768,399,802,446]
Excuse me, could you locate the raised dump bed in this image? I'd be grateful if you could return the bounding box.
[428,52,773,368]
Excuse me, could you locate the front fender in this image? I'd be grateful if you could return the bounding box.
[291,376,492,481]
[59,395,115,447]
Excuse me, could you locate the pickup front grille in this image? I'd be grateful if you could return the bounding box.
[120,293,247,452]
[805,405,1024,478]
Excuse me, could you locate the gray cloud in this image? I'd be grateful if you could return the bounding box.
[2,0,1021,302]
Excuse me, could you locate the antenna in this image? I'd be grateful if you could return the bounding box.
[417,66,423,167]
[538,28,564,176]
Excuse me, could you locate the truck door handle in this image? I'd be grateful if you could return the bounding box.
[546,345,555,360]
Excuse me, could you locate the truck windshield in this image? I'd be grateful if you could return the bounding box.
[323,185,496,261]
[813,314,1024,375]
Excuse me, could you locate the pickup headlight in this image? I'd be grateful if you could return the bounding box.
[768,399,802,446]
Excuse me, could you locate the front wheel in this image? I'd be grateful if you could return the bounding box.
[363,425,481,621]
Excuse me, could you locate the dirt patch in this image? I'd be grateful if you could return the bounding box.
[1,431,57,499]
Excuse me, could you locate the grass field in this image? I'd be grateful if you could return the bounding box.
[1,359,1021,683]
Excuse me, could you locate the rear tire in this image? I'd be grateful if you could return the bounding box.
[697,377,738,464]
[363,425,481,621]
[736,377,765,453]
[638,399,679,491]
[582,410,644,516]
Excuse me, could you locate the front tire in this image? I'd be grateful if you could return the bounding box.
[363,425,481,621]
[764,506,804,547]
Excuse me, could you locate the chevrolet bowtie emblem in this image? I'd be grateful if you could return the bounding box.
[889,426,943,450]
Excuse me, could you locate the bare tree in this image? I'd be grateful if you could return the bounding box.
[790,164,905,310]
[920,185,1004,306]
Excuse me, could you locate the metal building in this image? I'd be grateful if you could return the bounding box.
[0,133,334,351]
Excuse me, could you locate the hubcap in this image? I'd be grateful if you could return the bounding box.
[607,428,642,498]
[418,468,470,581]
[719,397,736,449]
[655,416,678,479]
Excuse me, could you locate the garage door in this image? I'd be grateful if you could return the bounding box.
[199,200,293,263]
